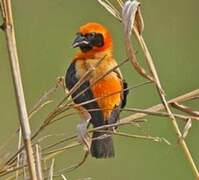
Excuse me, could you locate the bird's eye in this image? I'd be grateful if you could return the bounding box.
[90,32,96,37]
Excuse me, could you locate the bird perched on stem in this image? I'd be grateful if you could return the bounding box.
[65,22,128,158]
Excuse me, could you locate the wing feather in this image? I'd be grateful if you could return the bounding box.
[65,62,104,127]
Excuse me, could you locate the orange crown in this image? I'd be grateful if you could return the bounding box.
[78,22,113,52]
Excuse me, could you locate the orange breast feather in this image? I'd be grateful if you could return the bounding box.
[91,75,122,120]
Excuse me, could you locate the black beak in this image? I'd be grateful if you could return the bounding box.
[72,34,89,48]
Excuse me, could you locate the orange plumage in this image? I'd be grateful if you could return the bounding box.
[74,23,122,120]
[65,22,128,158]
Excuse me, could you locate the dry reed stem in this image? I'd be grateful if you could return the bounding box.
[171,102,199,117]
[0,1,198,178]
[1,79,145,169]
[131,8,199,180]
[42,89,199,158]
[15,128,22,180]
[28,85,58,119]
[61,174,67,180]
[182,119,192,139]
[35,144,43,180]
[48,159,55,180]
[29,57,108,142]
[97,130,171,145]
[0,0,36,179]
[53,152,89,176]
[0,89,198,178]
[97,0,199,178]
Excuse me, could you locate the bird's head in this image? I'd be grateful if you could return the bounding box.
[72,22,113,53]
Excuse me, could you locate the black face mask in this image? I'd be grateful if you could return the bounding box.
[72,32,104,52]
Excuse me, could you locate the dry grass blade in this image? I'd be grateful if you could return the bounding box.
[120,1,199,178]
[38,89,199,154]
[48,159,55,180]
[61,174,68,180]
[0,164,26,177]
[123,108,199,121]
[29,85,58,118]
[121,89,199,124]
[171,102,199,117]
[122,0,144,36]
[46,81,151,126]
[122,1,153,81]
[15,128,22,180]
[0,89,198,177]
[43,142,80,160]
[0,0,37,179]
[36,67,135,134]
[54,152,89,176]
[0,0,198,179]
[97,0,121,21]
[29,100,54,119]
[98,130,171,145]
[182,119,192,139]
[35,144,43,180]
[116,0,124,8]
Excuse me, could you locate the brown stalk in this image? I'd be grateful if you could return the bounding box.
[42,89,199,154]
[130,6,199,179]
[28,85,58,119]
[48,159,55,180]
[30,55,109,140]
[15,128,22,180]
[40,89,199,171]
[97,130,171,145]
[0,0,36,179]
[53,152,89,176]
[98,0,199,178]
[171,102,199,117]
[0,90,198,177]
[35,144,43,180]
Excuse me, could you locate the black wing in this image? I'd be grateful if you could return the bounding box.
[65,62,104,127]
[108,68,128,124]
[121,80,128,108]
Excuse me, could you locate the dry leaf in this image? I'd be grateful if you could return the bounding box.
[122,0,144,36]
[182,119,192,138]
[122,0,154,81]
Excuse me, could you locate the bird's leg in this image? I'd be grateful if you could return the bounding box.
[75,106,91,152]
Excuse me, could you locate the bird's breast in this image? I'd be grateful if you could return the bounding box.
[74,58,122,120]
[75,58,116,80]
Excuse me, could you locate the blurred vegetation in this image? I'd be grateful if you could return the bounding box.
[0,0,199,179]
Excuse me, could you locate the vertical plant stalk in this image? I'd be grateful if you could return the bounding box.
[133,17,199,180]
[35,144,43,180]
[0,0,37,179]
[16,128,22,180]
[122,1,199,178]
[97,0,199,178]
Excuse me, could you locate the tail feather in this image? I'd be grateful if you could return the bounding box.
[90,131,114,158]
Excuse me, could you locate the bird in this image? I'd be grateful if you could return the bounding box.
[65,22,128,158]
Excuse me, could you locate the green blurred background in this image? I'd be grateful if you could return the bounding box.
[0,0,199,179]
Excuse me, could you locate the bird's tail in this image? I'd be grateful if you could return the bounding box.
[90,131,114,158]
